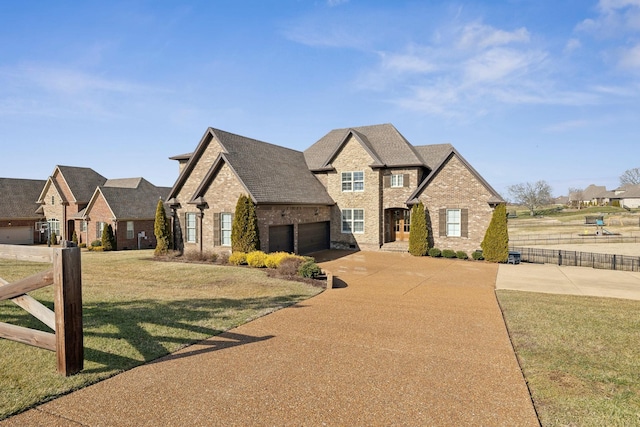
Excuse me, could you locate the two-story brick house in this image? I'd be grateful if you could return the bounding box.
[168,124,503,255]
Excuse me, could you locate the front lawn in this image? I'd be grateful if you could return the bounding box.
[497,290,640,426]
[0,250,323,420]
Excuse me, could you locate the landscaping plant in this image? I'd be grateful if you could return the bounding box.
[480,203,509,263]
[408,201,428,256]
[231,195,260,253]
[154,198,170,256]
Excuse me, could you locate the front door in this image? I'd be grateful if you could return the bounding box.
[394,210,410,241]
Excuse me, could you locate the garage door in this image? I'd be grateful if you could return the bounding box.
[0,227,33,245]
[298,221,330,255]
[269,225,294,253]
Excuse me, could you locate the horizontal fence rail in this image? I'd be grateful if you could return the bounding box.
[509,236,640,246]
[510,246,640,272]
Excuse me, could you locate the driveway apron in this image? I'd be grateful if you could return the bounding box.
[3,251,538,426]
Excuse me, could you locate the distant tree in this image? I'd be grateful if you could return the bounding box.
[507,180,553,216]
[231,195,260,253]
[620,168,640,186]
[154,199,170,256]
[481,203,509,263]
[408,202,428,256]
[568,187,584,209]
[102,224,116,251]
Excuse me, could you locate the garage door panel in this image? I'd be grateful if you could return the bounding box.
[269,225,294,253]
[0,227,34,245]
[298,221,330,255]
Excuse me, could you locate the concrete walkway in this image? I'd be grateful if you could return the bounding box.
[3,252,538,426]
[497,263,640,300]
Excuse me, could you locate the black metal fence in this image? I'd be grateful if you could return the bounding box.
[510,247,640,272]
[509,235,640,246]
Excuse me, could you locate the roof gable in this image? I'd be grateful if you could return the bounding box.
[304,124,424,171]
[85,178,169,220]
[42,166,107,204]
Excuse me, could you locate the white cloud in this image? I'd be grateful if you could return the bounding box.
[463,48,545,84]
[544,119,590,132]
[618,43,640,69]
[326,0,349,6]
[457,23,530,50]
[564,38,582,53]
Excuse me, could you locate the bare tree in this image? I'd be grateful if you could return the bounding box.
[620,168,640,186]
[568,187,584,209]
[507,180,553,216]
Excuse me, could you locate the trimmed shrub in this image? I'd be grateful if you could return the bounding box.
[49,231,57,246]
[428,248,442,257]
[102,224,116,251]
[217,252,230,265]
[408,201,428,256]
[456,251,469,260]
[154,199,170,256]
[228,252,247,266]
[231,195,260,253]
[472,250,484,261]
[184,250,217,263]
[481,203,509,263]
[90,240,102,247]
[298,259,322,278]
[442,249,456,258]
[264,252,300,269]
[246,251,267,268]
[78,243,87,248]
[71,230,78,245]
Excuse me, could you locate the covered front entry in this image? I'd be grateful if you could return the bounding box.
[384,208,410,243]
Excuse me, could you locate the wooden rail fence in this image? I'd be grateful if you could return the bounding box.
[0,242,83,376]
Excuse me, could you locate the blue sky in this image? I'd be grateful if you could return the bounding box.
[1,1,639,198]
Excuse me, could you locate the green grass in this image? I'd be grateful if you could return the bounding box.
[497,290,640,426]
[0,250,323,420]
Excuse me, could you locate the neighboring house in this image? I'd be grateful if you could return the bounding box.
[80,178,171,249]
[570,184,610,206]
[611,184,640,209]
[0,178,46,244]
[37,165,108,243]
[168,124,503,255]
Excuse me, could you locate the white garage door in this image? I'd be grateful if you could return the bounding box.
[0,227,33,245]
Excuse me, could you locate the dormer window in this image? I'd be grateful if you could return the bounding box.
[341,171,364,192]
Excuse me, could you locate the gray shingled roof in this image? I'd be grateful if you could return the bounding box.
[56,165,107,203]
[91,178,171,220]
[181,128,334,205]
[0,178,46,219]
[304,124,424,171]
[413,144,454,169]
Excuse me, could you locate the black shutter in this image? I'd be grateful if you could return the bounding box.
[213,212,220,246]
[383,175,391,188]
[439,208,446,237]
[403,174,409,187]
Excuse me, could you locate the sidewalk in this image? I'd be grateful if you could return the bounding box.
[3,252,538,426]
[496,262,640,300]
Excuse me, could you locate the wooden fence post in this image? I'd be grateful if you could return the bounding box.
[54,244,83,376]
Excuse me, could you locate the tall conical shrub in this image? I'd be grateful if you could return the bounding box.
[102,224,116,251]
[481,203,509,263]
[154,198,170,256]
[232,194,260,253]
[408,201,428,256]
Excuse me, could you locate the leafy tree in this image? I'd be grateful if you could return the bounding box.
[154,199,170,256]
[620,167,640,186]
[481,203,509,263]
[568,187,584,209]
[408,202,428,256]
[101,224,116,251]
[232,194,260,253]
[507,180,553,216]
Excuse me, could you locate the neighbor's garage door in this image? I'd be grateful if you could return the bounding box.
[0,227,33,245]
[269,225,294,253]
[298,221,330,255]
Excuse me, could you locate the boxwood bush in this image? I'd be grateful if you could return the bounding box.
[442,249,456,258]
[472,250,484,261]
[428,248,441,257]
[456,251,469,260]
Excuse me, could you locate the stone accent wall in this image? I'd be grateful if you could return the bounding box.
[325,136,382,250]
[417,155,495,255]
[257,205,331,253]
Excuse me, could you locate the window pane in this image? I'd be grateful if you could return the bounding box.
[341,172,352,192]
[446,209,461,237]
[353,221,364,233]
[354,209,364,220]
[221,213,232,246]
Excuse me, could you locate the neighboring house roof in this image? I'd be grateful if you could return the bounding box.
[304,124,425,171]
[407,147,504,205]
[38,165,107,204]
[0,178,46,219]
[85,178,170,220]
[582,184,607,200]
[614,183,640,199]
[170,128,334,206]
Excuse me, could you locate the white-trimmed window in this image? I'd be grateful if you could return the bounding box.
[80,221,87,232]
[48,219,60,236]
[342,209,364,233]
[221,213,232,246]
[391,174,404,188]
[186,213,197,243]
[127,221,134,239]
[341,171,364,192]
[96,221,105,239]
[446,209,461,237]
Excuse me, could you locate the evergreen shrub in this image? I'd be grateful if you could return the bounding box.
[472,250,484,260]
[229,252,247,265]
[408,201,428,256]
[456,251,469,260]
[298,259,322,278]
[481,203,509,263]
[428,248,441,257]
[442,249,456,258]
[246,251,267,268]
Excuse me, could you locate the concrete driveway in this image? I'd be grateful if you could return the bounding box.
[3,251,538,426]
